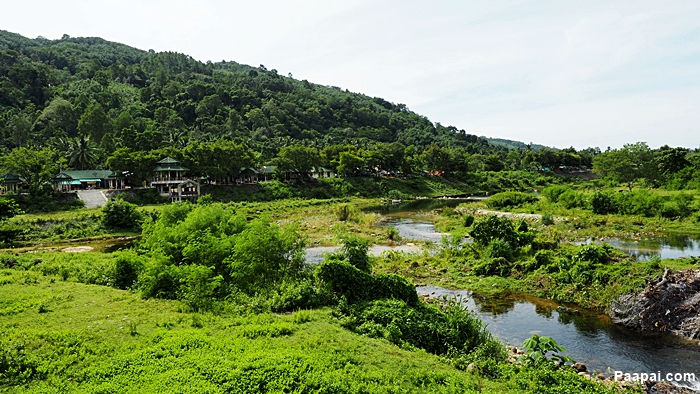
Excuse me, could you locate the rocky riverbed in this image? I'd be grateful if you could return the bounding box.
[610,269,700,341]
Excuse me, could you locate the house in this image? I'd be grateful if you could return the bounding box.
[150,157,200,202]
[52,170,124,191]
[258,166,276,182]
[310,167,336,179]
[0,173,24,194]
[236,168,259,184]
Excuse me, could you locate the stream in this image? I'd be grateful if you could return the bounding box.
[343,199,700,389]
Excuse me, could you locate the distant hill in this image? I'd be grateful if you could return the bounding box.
[484,137,554,151]
[0,30,505,161]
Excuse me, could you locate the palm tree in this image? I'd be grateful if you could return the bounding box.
[68,135,99,170]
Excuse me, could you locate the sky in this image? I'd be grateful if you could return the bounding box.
[2,0,700,150]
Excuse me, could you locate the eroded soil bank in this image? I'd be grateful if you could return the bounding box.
[611,269,700,341]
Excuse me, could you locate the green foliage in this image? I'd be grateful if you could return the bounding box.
[486,192,538,209]
[0,198,21,222]
[339,234,371,273]
[386,226,400,241]
[591,192,616,215]
[337,298,504,362]
[101,197,142,230]
[540,214,554,226]
[541,185,570,203]
[470,215,520,247]
[335,203,354,221]
[112,251,144,289]
[519,335,573,365]
[0,147,62,192]
[316,260,418,306]
[462,214,475,227]
[484,239,513,261]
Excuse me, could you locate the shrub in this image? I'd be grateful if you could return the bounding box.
[541,185,570,203]
[540,214,554,226]
[315,260,418,306]
[591,192,617,215]
[338,298,503,360]
[386,227,400,241]
[335,204,354,221]
[102,198,143,230]
[470,215,519,247]
[573,243,610,264]
[557,190,586,209]
[518,334,573,365]
[113,251,144,290]
[462,214,475,227]
[486,192,538,209]
[484,239,513,261]
[339,234,371,273]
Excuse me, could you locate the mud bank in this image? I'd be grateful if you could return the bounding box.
[610,269,700,341]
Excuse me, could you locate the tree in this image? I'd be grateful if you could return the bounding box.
[1,147,62,192]
[273,145,319,179]
[593,142,655,190]
[78,103,113,144]
[67,135,99,170]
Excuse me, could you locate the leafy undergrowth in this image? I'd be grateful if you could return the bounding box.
[0,269,629,393]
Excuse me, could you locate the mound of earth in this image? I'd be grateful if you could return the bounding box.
[610,269,700,340]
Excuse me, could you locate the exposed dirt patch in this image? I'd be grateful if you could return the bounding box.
[62,246,94,253]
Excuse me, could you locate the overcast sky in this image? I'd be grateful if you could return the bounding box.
[3,0,700,149]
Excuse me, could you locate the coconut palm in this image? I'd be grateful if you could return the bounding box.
[67,135,99,170]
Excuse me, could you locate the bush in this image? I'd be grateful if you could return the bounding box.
[316,260,418,306]
[386,227,400,241]
[462,214,475,227]
[339,234,371,273]
[591,192,617,215]
[338,298,503,360]
[484,239,513,261]
[470,215,520,247]
[541,185,571,203]
[102,198,143,230]
[573,243,610,264]
[557,190,586,209]
[113,251,144,290]
[486,192,538,209]
[540,214,554,226]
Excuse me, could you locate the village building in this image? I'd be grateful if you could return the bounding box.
[311,167,336,179]
[52,170,124,191]
[151,157,200,202]
[0,173,24,194]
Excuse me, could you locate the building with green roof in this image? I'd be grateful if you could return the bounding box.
[52,170,124,191]
[151,157,200,202]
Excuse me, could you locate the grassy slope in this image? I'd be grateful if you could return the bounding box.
[0,267,625,393]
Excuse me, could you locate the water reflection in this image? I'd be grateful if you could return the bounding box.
[577,234,700,261]
[418,285,700,387]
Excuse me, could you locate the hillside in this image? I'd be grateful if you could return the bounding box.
[0,30,501,158]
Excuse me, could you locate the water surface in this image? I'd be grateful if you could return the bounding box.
[419,285,700,389]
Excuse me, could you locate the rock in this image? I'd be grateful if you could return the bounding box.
[644,380,697,394]
[572,362,587,373]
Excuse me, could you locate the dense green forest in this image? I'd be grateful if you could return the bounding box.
[2,30,698,193]
[0,30,599,186]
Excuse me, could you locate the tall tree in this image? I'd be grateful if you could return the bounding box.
[1,147,62,192]
[78,103,113,144]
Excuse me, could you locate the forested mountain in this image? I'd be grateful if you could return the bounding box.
[3,30,696,191]
[485,138,552,152]
[0,30,497,157]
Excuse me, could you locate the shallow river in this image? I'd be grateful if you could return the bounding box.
[347,199,700,389]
